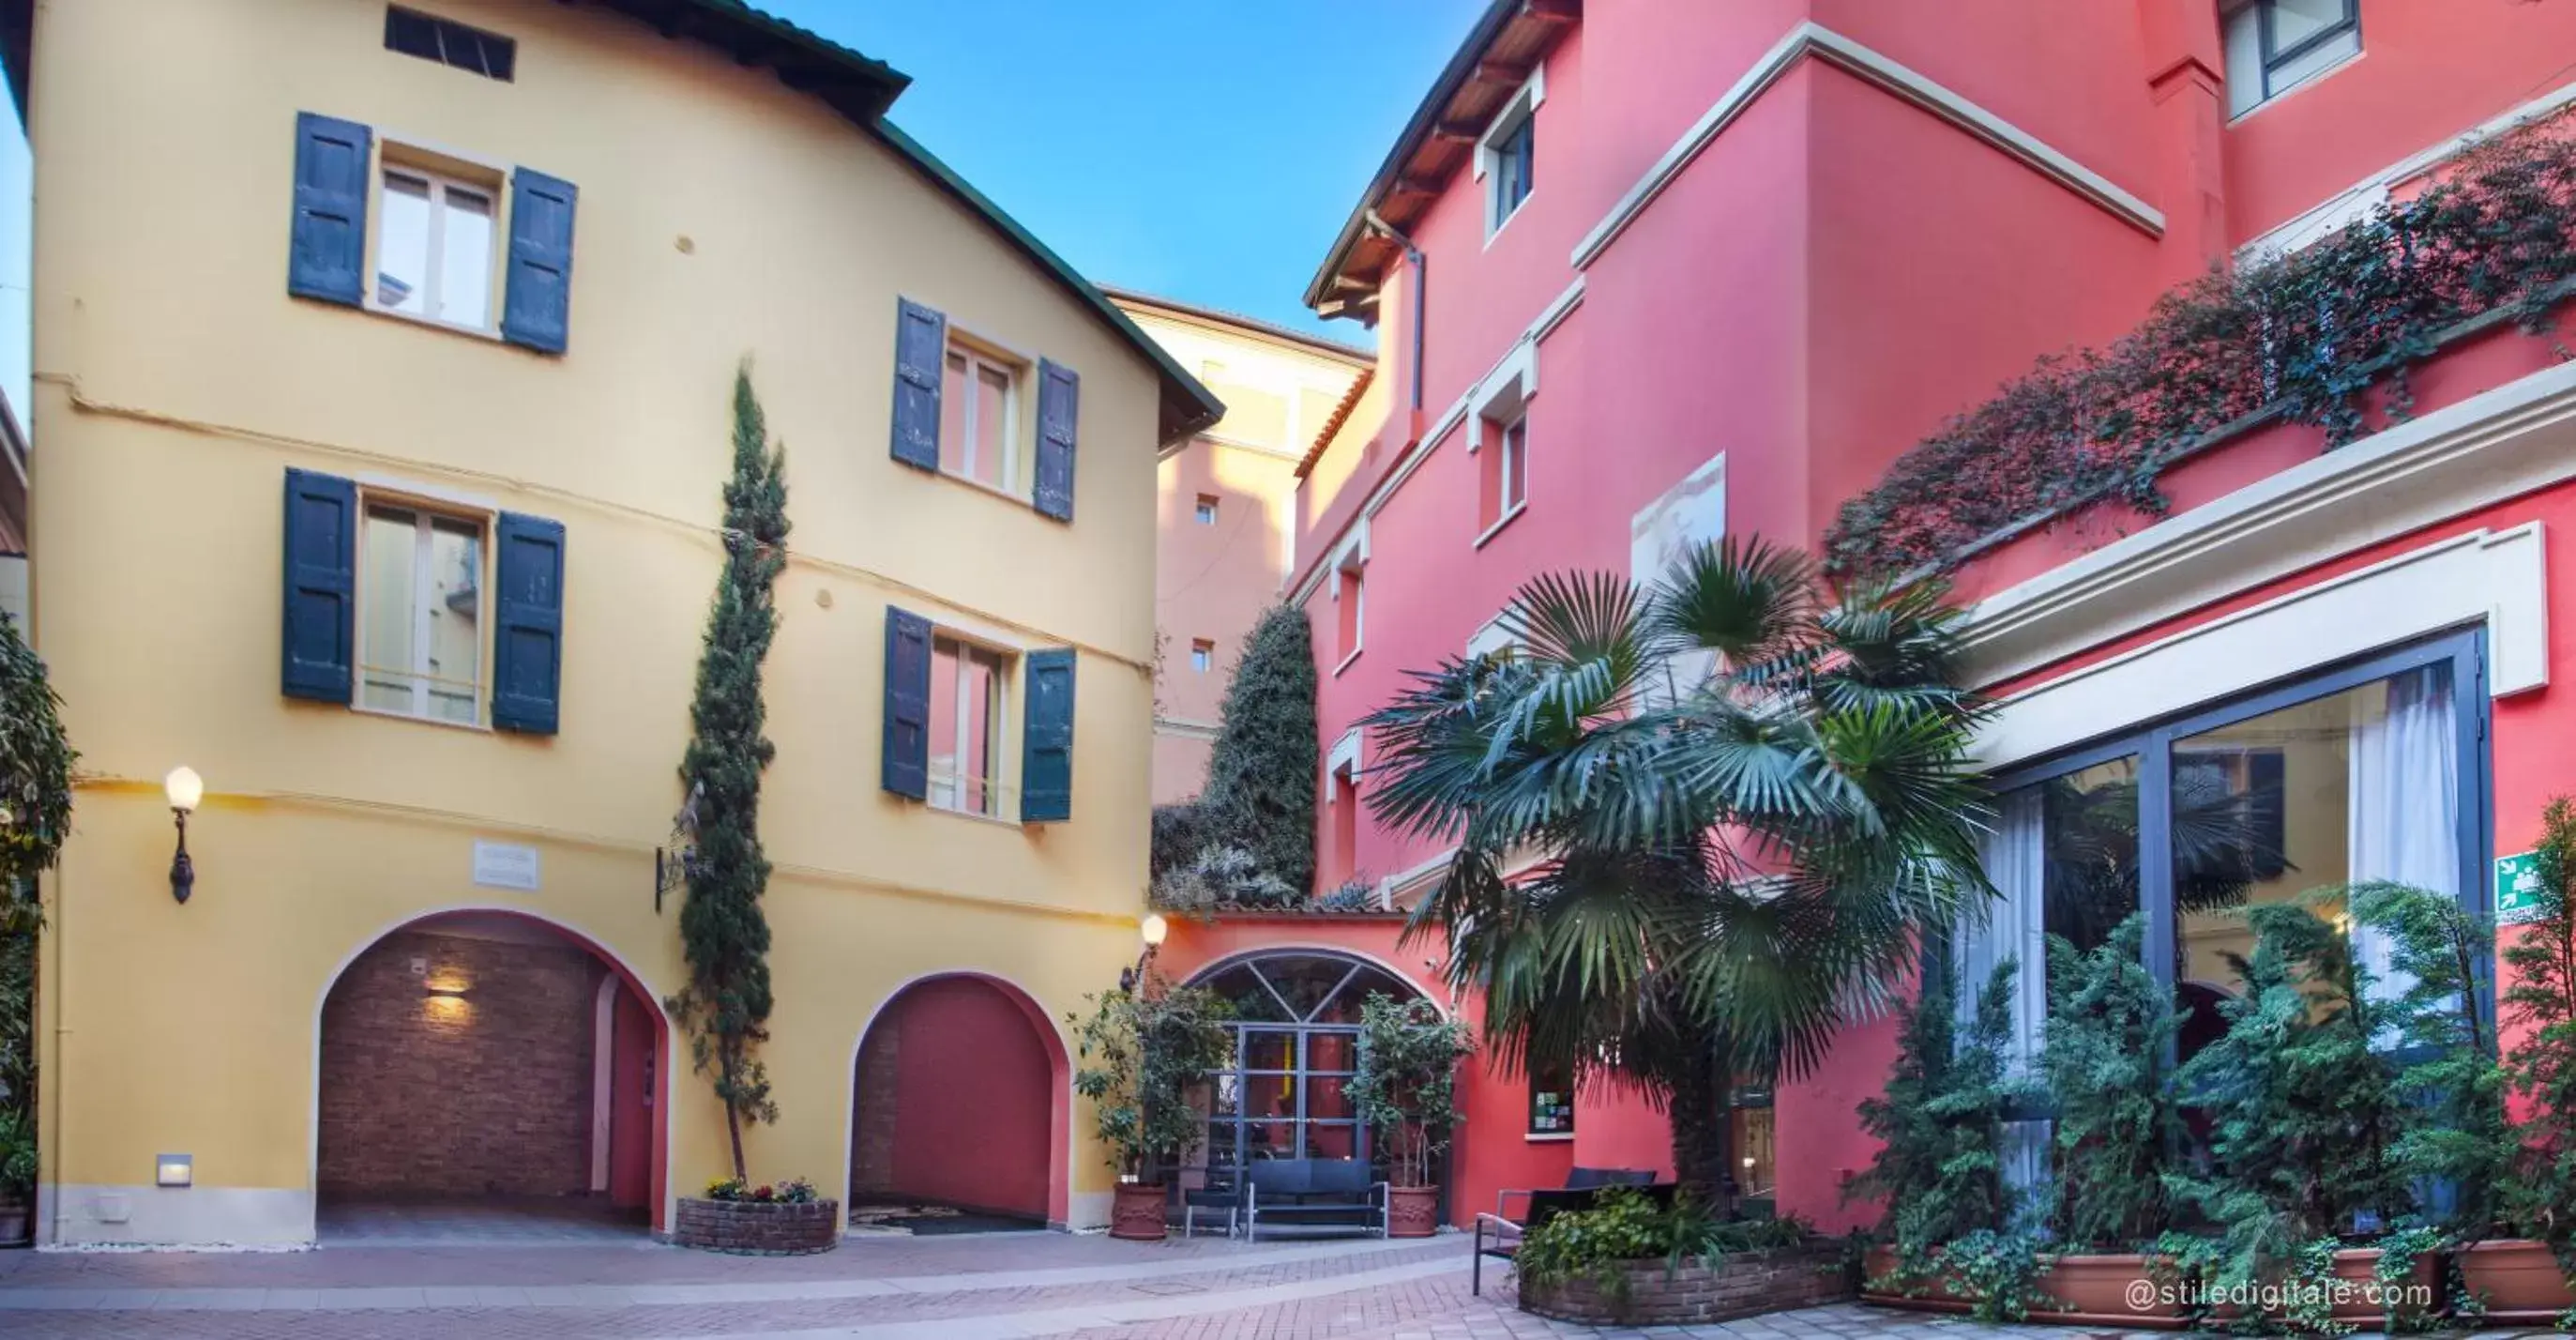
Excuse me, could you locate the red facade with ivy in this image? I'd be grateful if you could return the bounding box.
[1269,0,2576,1233]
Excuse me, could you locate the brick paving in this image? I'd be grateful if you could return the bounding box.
[4,1228,2565,1339]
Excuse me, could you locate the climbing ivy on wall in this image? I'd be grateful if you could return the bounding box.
[1824,124,2576,582]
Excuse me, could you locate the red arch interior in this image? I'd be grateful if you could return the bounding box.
[852,975,1071,1226]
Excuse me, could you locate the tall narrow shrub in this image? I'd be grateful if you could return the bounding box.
[1194,603,1317,895]
[2039,916,2184,1251]
[2501,799,2576,1267]
[1853,959,2021,1259]
[2351,881,2506,1239]
[667,366,791,1181]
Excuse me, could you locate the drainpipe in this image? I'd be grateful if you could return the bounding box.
[1364,210,1428,444]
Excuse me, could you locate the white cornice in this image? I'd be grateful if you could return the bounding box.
[1962,358,2576,693]
[1572,22,2162,271]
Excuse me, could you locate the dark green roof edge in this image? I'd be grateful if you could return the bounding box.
[685,0,909,98]
[869,120,1225,445]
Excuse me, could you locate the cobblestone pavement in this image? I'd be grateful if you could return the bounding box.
[1,1231,2563,1339]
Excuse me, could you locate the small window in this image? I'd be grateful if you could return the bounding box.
[1499,415,1528,514]
[2223,0,2358,118]
[1194,494,1220,525]
[1190,639,1215,673]
[385,7,516,82]
[360,502,485,725]
[375,163,498,330]
[939,342,1019,490]
[1528,1063,1574,1136]
[1335,564,1364,667]
[1492,115,1534,224]
[928,633,1008,817]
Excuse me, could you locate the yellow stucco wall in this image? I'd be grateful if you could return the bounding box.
[27,0,1165,1243]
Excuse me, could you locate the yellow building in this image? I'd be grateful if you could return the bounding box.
[1106,291,1368,805]
[12,0,1217,1246]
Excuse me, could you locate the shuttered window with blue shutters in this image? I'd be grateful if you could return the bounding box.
[491,512,567,734]
[288,114,372,307]
[890,299,947,470]
[1032,359,1079,521]
[281,469,359,701]
[499,168,579,355]
[882,606,933,799]
[1020,647,1076,823]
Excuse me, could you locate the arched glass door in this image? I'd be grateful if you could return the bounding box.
[1186,952,1426,1183]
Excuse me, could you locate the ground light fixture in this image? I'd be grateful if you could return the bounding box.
[1119,913,1170,995]
[164,765,203,905]
[155,1153,192,1188]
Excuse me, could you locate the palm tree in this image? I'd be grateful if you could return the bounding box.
[1361,538,1992,1201]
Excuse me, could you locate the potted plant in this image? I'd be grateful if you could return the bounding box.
[1070,974,1233,1241]
[2469,798,2576,1323]
[1514,1186,1845,1325]
[0,1109,33,1247]
[2165,896,2422,1329]
[2030,915,2190,1327]
[1347,991,1473,1236]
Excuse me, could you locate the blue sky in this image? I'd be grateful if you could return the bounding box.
[0,1,1489,425]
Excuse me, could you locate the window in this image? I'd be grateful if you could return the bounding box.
[1334,565,1364,667]
[1527,1063,1575,1137]
[1729,1081,1775,1203]
[2223,0,2359,118]
[1190,639,1215,674]
[1477,66,1544,237]
[1478,412,1530,538]
[1962,633,2484,1182]
[385,6,516,82]
[1194,494,1220,525]
[1329,759,1359,881]
[374,163,497,330]
[928,634,1008,817]
[1187,952,1428,1185]
[939,342,1019,489]
[360,503,485,725]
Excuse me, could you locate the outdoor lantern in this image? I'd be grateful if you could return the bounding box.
[1120,914,1170,996]
[155,1153,192,1188]
[1140,913,1169,949]
[163,766,202,905]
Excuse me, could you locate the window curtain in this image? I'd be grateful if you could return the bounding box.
[1963,788,2050,1205]
[2346,664,2458,1007]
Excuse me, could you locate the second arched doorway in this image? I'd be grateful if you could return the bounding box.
[1185,950,1432,1188]
[848,973,1069,1230]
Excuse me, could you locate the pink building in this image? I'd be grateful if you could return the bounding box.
[1276,0,2576,1232]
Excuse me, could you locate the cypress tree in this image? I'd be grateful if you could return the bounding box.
[1196,603,1318,896]
[667,365,790,1181]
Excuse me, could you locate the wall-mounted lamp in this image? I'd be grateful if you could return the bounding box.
[156,1153,193,1188]
[164,767,203,905]
[423,974,471,997]
[1119,914,1170,995]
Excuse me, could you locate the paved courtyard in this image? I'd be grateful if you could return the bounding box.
[0,1230,1970,1340]
[2,1228,2565,1339]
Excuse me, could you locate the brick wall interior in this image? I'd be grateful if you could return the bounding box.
[850,1005,902,1198]
[319,929,605,1197]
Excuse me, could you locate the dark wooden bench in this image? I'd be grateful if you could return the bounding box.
[1240,1158,1387,1241]
[1472,1167,1664,1294]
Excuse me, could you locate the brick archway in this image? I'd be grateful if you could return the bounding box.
[312,909,671,1234]
[847,973,1072,1227]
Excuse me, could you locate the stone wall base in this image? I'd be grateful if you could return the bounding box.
[670,1197,839,1256]
[1521,1242,1855,1327]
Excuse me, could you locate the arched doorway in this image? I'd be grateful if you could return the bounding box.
[849,973,1069,1231]
[1185,950,1432,1188]
[314,909,666,1241]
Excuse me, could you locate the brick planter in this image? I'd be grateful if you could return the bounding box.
[670,1197,840,1256]
[1519,1241,1854,1326]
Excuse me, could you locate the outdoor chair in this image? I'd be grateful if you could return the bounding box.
[1472,1167,1661,1294]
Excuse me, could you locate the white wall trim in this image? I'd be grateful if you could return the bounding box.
[1327,726,1363,780]
[1288,277,1584,608]
[2239,76,2576,262]
[1978,524,2546,769]
[1962,358,2576,690]
[38,1186,315,1250]
[1571,22,2162,270]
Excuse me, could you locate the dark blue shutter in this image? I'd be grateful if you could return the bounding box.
[1033,359,1079,521]
[500,168,579,354]
[288,113,371,306]
[491,512,566,734]
[1020,647,1076,823]
[891,299,946,470]
[280,469,357,702]
[883,606,932,799]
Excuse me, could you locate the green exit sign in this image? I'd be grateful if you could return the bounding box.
[2496,850,2551,926]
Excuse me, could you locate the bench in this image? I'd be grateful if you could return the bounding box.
[1472,1167,1663,1294]
[1239,1159,1387,1241]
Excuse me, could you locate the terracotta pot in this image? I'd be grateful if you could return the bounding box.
[2028,1254,2189,1330]
[1109,1181,1168,1241]
[1386,1184,1439,1238]
[2327,1247,2437,1327]
[1859,1244,1974,1313]
[2460,1240,2576,1326]
[0,1199,26,1249]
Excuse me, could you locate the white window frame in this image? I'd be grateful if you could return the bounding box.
[1194,494,1220,525]
[1469,343,1539,546]
[927,630,1016,821]
[355,490,493,729]
[941,337,1023,494]
[367,157,504,335]
[2223,0,2361,121]
[1190,639,1215,674]
[1475,65,1545,240]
